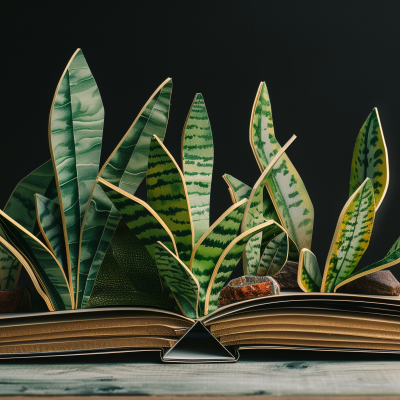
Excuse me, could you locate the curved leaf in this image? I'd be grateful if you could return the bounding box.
[49,49,104,295]
[249,82,314,251]
[155,242,200,319]
[147,135,193,266]
[0,242,20,290]
[257,231,288,276]
[349,108,388,210]
[298,248,321,292]
[321,178,375,292]
[181,94,214,243]
[204,221,279,315]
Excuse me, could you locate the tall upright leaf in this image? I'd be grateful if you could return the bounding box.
[147,135,193,266]
[321,178,375,292]
[49,49,104,296]
[191,199,248,314]
[181,94,214,243]
[204,221,280,315]
[77,78,172,308]
[298,249,321,292]
[249,82,314,251]
[256,231,288,276]
[0,243,20,290]
[349,108,389,210]
[155,242,200,319]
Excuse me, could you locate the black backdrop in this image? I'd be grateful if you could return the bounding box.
[3,1,400,280]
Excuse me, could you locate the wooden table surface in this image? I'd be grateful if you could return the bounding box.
[0,349,400,398]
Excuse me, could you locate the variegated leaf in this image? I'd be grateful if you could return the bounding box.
[386,236,400,257]
[147,135,193,266]
[182,94,214,243]
[205,221,279,315]
[155,242,200,319]
[77,79,172,308]
[0,242,20,290]
[191,199,248,315]
[86,220,176,311]
[4,160,57,236]
[250,82,314,251]
[0,211,73,310]
[321,178,375,292]
[49,49,104,296]
[256,231,288,276]
[98,178,177,257]
[298,248,321,292]
[349,108,388,210]
[35,194,67,274]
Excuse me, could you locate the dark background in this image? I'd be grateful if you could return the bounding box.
[2,1,400,279]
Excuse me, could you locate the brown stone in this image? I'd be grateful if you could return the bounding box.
[273,261,300,289]
[0,287,32,312]
[218,275,280,308]
[336,270,400,296]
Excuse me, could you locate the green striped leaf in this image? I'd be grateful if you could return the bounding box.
[349,108,388,210]
[191,199,248,315]
[49,49,104,296]
[321,178,375,292]
[147,135,193,266]
[386,236,400,257]
[205,221,280,315]
[0,211,72,310]
[4,160,57,236]
[98,178,177,257]
[35,194,67,274]
[0,242,20,290]
[155,242,199,319]
[256,231,288,276]
[298,249,321,292]
[182,94,214,243]
[77,79,172,308]
[242,136,296,275]
[250,82,314,251]
[86,220,176,311]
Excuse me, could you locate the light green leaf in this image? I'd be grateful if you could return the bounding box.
[0,242,20,290]
[49,49,104,296]
[155,242,200,319]
[205,221,281,315]
[147,135,193,266]
[349,108,388,210]
[0,211,73,310]
[321,178,375,292]
[298,248,321,292]
[182,94,214,244]
[191,199,248,315]
[77,79,172,308]
[250,82,314,251]
[256,231,288,276]
[386,236,400,257]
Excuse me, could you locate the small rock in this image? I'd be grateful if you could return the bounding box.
[336,270,400,296]
[273,261,300,289]
[218,275,280,308]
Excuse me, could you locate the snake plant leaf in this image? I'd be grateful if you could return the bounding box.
[334,240,400,293]
[4,160,57,236]
[0,242,20,290]
[349,108,388,210]
[49,49,104,296]
[147,135,193,266]
[321,178,375,293]
[204,221,280,315]
[181,94,214,244]
[298,248,321,292]
[190,199,248,313]
[77,79,172,308]
[35,194,67,274]
[98,178,177,257]
[155,242,200,319]
[86,220,176,311]
[0,211,73,310]
[249,82,314,251]
[242,135,296,275]
[256,231,288,276]
[386,236,400,257]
